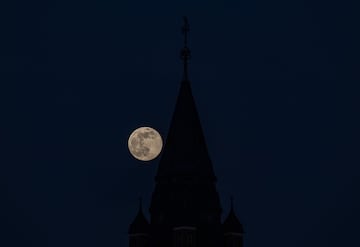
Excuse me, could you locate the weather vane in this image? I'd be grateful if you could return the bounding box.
[181,16,191,81]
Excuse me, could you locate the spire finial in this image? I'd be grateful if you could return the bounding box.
[181,16,191,81]
[138,196,143,212]
[230,195,234,211]
[182,16,189,47]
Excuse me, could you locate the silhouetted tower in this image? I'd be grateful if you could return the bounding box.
[129,198,150,247]
[129,17,244,247]
[223,197,244,247]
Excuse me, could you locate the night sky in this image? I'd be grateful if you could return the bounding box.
[1,1,360,247]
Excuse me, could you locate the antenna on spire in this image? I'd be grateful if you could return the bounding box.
[181,16,191,81]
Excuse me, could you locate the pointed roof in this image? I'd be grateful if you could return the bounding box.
[128,198,150,234]
[223,197,244,233]
[155,17,216,181]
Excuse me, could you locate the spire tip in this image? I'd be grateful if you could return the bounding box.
[181,16,191,81]
[230,196,234,211]
[138,196,143,212]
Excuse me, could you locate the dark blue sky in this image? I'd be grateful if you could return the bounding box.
[1,1,359,247]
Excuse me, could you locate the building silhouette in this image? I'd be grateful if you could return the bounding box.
[129,17,244,247]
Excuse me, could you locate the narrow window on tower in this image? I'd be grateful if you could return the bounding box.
[173,227,196,247]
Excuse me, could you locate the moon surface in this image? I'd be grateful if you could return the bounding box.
[128,127,163,161]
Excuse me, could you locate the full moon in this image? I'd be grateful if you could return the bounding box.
[128,127,163,161]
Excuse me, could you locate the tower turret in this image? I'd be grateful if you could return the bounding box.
[223,197,244,247]
[129,198,150,247]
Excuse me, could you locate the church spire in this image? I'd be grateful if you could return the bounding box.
[147,18,227,247]
[223,196,244,234]
[154,17,216,181]
[128,197,150,234]
[181,16,191,81]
